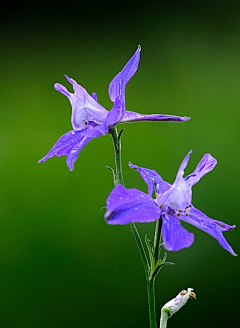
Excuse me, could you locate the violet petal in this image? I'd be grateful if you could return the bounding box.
[129,162,171,197]
[156,151,192,208]
[84,97,123,138]
[188,207,236,232]
[38,129,93,171]
[120,111,191,123]
[105,184,161,225]
[108,46,141,107]
[185,153,217,186]
[162,212,194,251]
[180,207,237,256]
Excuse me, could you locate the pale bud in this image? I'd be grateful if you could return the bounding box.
[160,288,196,328]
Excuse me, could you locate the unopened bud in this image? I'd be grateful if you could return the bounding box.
[160,288,196,328]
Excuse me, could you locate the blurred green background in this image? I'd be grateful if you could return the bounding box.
[0,1,239,327]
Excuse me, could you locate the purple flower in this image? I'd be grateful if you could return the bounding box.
[39,46,190,171]
[105,151,237,256]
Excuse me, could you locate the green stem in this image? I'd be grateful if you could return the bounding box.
[110,126,157,328]
[147,280,157,328]
[110,126,124,185]
[153,219,161,263]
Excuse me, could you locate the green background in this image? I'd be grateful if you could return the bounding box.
[0,1,239,327]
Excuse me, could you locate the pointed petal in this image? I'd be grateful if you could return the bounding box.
[180,207,237,256]
[162,213,194,251]
[156,151,192,208]
[108,46,141,107]
[129,162,171,197]
[176,150,192,182]
[188,207,236,232]
[185,153,217,186]
[38,129,93,171]
[105,184,161,225]
[120,111,191,123]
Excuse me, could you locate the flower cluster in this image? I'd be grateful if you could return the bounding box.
[104,151,236,255]
[39,46,189,171]
[39,46,236,256]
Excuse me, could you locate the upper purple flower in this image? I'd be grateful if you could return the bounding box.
[39,46,190,170]
[105,151,237,256]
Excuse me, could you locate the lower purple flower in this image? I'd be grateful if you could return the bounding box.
[105,151,237,256]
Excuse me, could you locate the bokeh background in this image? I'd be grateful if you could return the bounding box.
[0,1,239,327]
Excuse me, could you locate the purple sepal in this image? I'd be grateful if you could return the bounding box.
[129,162,171,197]
[84,97,124,138]
[108,46,141,107]
[185,153,217,186]
[105,184,161,225]
[180,207,237,256]
[162,213,194,251]
[121,111,191,123]
[177,150,192,178]
[38,129,93,171]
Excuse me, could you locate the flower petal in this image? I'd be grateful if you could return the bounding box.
[83,97,124,138]
[175,150,192,183]
[185,153,217,186]
[129,162,171,197]
[104,97,124,127]
[162,213,194,251]
[105,184,161,225]
[180,207,237,256]
[54,83,73,98]
[121,111,191,123]
[156,151,192,209]
[108,46,141,107]
[55,76,108,130]
[38,129,93,171]
[188,207,236,232]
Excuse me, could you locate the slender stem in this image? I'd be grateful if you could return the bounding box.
[147,280,157,328]
[110,127,158,328]
[110,127,124,185]
[153,219,160,262]
[110,127,149,276]
[153,218,162,262]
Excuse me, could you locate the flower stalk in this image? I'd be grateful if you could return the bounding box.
[110,126,162,328]
[109,127,124,186]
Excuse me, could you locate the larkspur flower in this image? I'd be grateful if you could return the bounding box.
[104,151,237,256]
[38,46,190,171]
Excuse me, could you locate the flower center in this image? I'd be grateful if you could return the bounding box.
[160,203,192,218]
[175,204,192,217]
